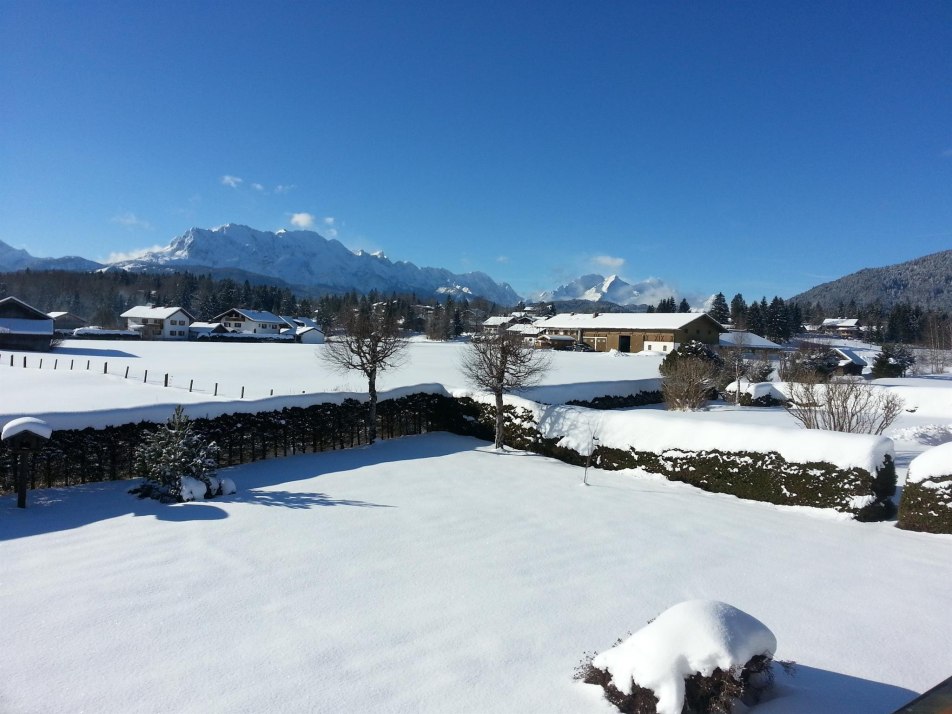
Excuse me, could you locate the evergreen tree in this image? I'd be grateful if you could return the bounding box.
[678,298,691,313]
[708,292,730,325]
[133,406,220,498]
[730,293,748,329]
[747,300,766,337]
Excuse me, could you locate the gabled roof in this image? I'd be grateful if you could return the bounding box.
[537,312,724,332]
[120,305,192,320]
[719,331,782,349]
[834,347,868,366]
[0,296,52,321]
[213,308,283,323]
[822,318,859,328]
[482,316,513,327]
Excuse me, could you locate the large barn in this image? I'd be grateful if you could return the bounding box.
[536,312,724,353]
[0,297,55,351]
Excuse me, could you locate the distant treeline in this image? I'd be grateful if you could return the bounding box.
[0,269,499,333]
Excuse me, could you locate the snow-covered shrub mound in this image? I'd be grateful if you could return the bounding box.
[898,443,952,534]
[179,476,207,502]
[580,600,777,714]
[724,380,787,407]
[220,477,237,495]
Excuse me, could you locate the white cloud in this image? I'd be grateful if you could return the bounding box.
[221,175,243,188]
[251,182,265,192]
[496,255,509,263]
[592,255,625,269]
[290,212,316,229]
[274,184,295,194]
[103,244,167,263]
[323,216,336,226]
[111,212,153,230]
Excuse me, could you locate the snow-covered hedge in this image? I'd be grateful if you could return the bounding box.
[462,397,897,520]
[897,443,952,534]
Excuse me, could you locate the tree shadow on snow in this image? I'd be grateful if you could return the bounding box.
[218,432,478,491]
[758,663,917,714]
[232,489,392,509]
[0,480,228,540]
[51,346,140,358]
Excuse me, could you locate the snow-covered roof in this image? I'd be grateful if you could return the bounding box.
[834,347,867,366]
[47,311,68,318]
[537,312,721,331]
[719,331,781,349]
[120,306,190,320]
[506,324,542,335]
[822,318,859,328]
[215,308,283,323]
[482,316,513,327]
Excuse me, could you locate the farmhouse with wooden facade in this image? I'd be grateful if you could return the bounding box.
[536,312,723,353]
[211,308,286,335]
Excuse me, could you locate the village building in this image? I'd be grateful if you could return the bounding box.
[820,318,861,338]
[120,306,193,340]
[47,311,88,333]
[718,330,784,358]
[536,312,724,353]
[280,315,326,344]
[211,308,286,335]
[0,296,55,351]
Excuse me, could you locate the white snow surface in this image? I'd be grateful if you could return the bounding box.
[592,600,777,714]
[485,396,893,473]
[1,416,53,441]
[179,476,207,501]
[0,339,661,430]
[906,442,952,484]
[2,434,950,713]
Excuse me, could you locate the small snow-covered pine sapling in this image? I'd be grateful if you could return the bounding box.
[131,405,221,500]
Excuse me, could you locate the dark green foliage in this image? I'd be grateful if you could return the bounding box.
[898,477,952,534]
[659,340,723,376]
[566,391,664,410]
[707,292,730,325]
[738,392,786,408]
[1,393,467,494]
[590,445,893,518]
[871,343,916,378]
[133,406,220,497]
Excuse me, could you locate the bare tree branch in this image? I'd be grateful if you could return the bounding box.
[460,332,551,448]
[321,305,407,443]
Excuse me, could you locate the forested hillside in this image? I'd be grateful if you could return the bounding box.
[791,250,952,311]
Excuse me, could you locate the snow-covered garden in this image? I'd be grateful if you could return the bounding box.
[2,338,952,713]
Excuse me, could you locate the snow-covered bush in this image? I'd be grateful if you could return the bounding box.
[132,406,221,501]
[578,601,777,714]
[898,443,952,534]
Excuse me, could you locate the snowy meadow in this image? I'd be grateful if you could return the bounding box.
[2,339,952,713]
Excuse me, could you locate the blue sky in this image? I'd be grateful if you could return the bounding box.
[2,1,950,301]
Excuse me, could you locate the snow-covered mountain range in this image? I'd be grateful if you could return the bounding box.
[0,239,102,272]
[1,225,521,305]
[532,273,678,307]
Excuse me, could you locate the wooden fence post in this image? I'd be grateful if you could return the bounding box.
[144,370,148,383]
[124,366,129,378]
[189,379,193,392]
[214,383,218,396]
[164,374,169,387]
[241,386,245,399]
[104,363,108,374]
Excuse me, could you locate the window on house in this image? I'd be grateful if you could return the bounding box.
[663,345,668,351]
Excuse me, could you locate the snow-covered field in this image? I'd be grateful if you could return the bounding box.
[3,338,952,712]
[2,434,951,713]
[0,339,663,429]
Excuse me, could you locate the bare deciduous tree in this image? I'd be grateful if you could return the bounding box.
[460,332,551,448]
[785,377,904,435]
[321,305,407,444]
[661,356,720,411]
